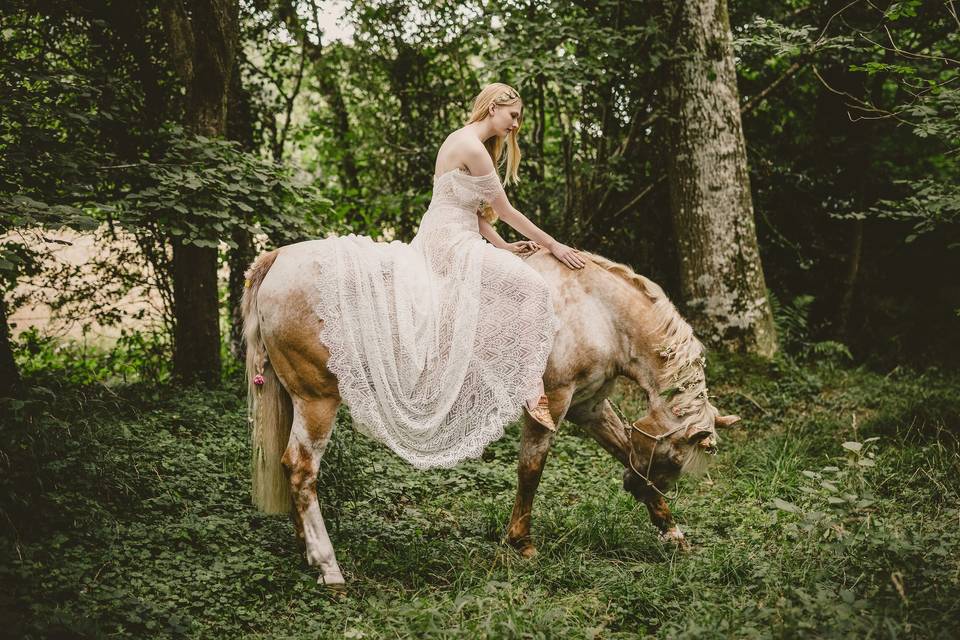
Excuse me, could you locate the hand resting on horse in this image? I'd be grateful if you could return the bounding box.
[465,147,586,270]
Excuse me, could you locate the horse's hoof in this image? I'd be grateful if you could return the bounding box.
[519,545,538,559]
[659,527,690,550]
[504,536,538,559]
[509,541,538,558]
[319,570,346,591]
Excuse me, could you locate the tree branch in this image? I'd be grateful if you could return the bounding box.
[275,30,308,161]
[850,26,960,67]
[741,59,809,114]
[608,175,665,219]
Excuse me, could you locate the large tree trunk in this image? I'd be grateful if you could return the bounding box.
[226,51,256,359]
[171,240,222,382]
[0,294,20,397]
[161,0,238,384]
[660,0,777,356]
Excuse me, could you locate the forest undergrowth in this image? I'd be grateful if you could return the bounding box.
[2,340,959,639]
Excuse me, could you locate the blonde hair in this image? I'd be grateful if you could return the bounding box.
[467,83,523,223]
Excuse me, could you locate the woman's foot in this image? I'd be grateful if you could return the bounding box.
[525,394,556,431]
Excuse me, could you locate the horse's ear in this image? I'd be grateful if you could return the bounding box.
[685,425,712,443]
[715,414,741,428]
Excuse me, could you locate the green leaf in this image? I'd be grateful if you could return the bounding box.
[773,498,800,513]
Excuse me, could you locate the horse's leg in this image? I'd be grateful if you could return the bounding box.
[281,395,346,588]
[505,386,573,558]
[567,398,687,546]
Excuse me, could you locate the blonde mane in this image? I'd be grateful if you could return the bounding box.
[582,252,715,432]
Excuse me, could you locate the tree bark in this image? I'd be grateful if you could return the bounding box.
[836,218,863,338]
[170,239,222,383]
[161,0,238,384]
[0,294,20,397]
[226,51,256,359]
[660,0,777,356]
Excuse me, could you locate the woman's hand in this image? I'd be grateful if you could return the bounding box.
[547,240,586,269]
[504,240,540,256]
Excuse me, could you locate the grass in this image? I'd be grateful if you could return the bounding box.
[1,352,959,639]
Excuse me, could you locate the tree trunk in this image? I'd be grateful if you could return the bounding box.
[160,0,238,384]
[171,239,222,383]
[0,294,20,397]
[226,50,256,359]
[660,0,777,356]
[836,219,863,338]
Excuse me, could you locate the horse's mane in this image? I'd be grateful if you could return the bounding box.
[582,252,714,431]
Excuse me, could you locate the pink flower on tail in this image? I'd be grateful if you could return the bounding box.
[253,374,265,386]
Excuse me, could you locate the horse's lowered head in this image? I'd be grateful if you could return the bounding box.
[509,250,744,552]
[620,336,741,500]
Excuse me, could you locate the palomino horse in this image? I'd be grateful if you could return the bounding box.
[242,243,739,588]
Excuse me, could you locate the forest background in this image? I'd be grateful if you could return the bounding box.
[3,0,958,385]
[1,0,959,638]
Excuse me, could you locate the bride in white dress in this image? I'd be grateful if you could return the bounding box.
[312,82,585,469]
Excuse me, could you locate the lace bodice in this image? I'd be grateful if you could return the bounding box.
[417,168,506,236]
[431,168,505,209]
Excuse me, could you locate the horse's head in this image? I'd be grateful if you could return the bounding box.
[622,403,740,499]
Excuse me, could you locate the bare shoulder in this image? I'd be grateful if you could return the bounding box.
[435,129,493,176]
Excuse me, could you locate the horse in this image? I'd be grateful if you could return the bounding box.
[242,242,740,588]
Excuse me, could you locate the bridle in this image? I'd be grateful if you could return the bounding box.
[609,400,686,501]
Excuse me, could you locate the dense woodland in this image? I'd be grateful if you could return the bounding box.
[2,1,959,638]
[2,0,958,389]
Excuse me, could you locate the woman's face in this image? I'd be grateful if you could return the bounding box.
[490,101,522,137]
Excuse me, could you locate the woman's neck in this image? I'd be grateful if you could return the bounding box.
[466,120,498,144]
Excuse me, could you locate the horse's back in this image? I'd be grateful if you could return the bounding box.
[524,252,622,396]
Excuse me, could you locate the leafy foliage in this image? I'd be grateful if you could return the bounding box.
[112,125,329,249]
[2,347,958,637]
[770,292,853,362]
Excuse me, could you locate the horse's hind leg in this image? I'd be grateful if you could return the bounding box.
[281,395,345,588]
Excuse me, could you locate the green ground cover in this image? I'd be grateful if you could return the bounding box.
[2,353,958,639]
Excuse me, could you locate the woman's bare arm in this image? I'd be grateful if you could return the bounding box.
[478,215,508,249]
[461,140,585,269]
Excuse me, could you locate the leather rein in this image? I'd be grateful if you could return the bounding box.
[609,400,686,501]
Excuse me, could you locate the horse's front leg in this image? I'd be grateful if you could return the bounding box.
[505,386,572,558]
[639,492,686,546]
[568,398,687,547]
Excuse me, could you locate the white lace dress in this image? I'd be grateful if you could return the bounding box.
[312,168,560,469]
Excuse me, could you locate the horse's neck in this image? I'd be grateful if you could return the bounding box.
[622,323,673,409]
[582,267,667,402]
[532,253,700,410]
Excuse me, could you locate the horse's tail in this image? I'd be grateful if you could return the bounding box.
[243,250,293,515]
